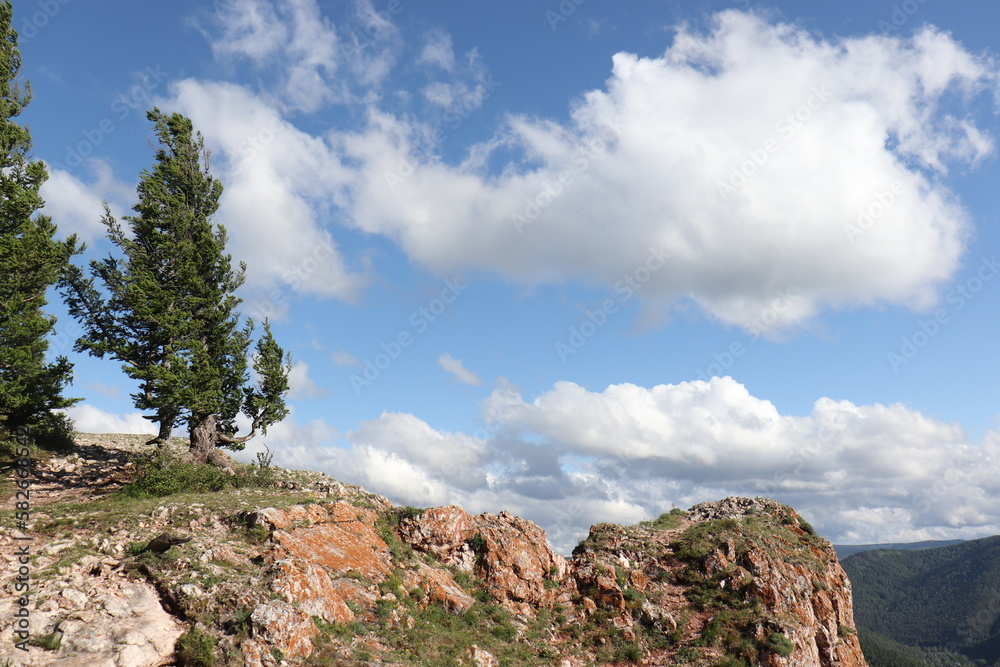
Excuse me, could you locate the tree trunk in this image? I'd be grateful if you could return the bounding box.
[188,413,232,469]
[145,408,177,447]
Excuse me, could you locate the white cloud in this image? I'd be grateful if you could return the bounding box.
[437,353,481,386]
[331,349,363,368]
[205,0,288,62]
[418,46,496,115]
[62,9,997,331]
[478,377,999,549]
[286,362,329,399]
[40,161,132,243]
[233,408,341,465]
[64,405,156,435]
[348,412,489,492]
[417,28,454,71]
[206,0,342,112]
[249,376,1000,554]
[164,79,370,305]
[343,0,401,88]
[267,411,489,506]
[343,11,994,333]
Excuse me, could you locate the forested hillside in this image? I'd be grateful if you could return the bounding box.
[834,540,965,559]
[843,536,1000,666]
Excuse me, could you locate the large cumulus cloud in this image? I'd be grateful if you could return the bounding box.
[255,377,1000,554]
[146,5,998,331]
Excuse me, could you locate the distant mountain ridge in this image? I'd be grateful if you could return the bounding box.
[834,539,966,558]
[842,535,1000,666]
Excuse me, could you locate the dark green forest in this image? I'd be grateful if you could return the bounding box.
[843,536,1000,666]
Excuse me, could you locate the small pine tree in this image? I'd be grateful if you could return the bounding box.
[62,109,290,464]
[0,1,81,442]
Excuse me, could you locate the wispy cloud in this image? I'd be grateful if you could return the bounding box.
[417,28,454,71]
[331,349,363,368]
[437,353,482,386]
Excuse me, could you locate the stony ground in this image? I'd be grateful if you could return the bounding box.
[0,433,364,666]
[0,434,868,667]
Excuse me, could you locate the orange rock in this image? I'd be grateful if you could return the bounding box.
[249,503,329,530]
[472,511,567,610]
[405,563,476,613]
[240,638,277,667]
[268,502,392,581]
[398,505,477,568]
[400,506,567,613]
[628,570,649,592]
[267,558,355,624]
[249,600,318,660]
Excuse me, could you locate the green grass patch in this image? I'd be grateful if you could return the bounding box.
[28,631,62,651]
[175,626,217,666]
[767,632,794,657]
[639,507,686,530]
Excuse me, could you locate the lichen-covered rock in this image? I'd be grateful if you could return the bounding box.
[405,563,476,613]
[575,497,867,666]
[469,644,498,667]
[250,599,317,660]
[695,498,866,667]
[267,558,356,624]
[402,506,569,613]
[398,505,477,568]
[265,502,393,580]
[474,511,569,611]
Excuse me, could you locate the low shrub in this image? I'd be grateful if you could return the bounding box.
[175,627,217,666]
[767,632,794,657]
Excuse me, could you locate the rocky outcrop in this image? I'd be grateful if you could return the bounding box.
[400,506,570,614]
[0,435,867,666]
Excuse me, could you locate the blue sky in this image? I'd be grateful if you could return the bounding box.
[16,0,1000,553]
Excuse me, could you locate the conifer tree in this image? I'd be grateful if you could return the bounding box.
[0,1,81,441]
[62,109,290,464]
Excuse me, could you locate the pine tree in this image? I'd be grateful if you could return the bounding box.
[0,1,81,441]
[61,109,290,464]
